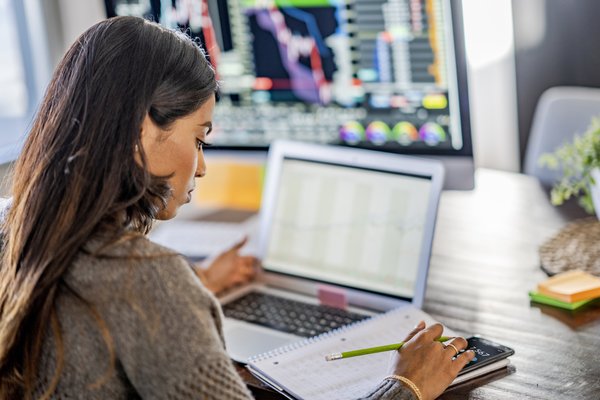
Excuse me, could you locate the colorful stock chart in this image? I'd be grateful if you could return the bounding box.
[108,0,464,152]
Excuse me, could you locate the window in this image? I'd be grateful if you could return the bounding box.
[0,0,28,118]
[0,0,52,163]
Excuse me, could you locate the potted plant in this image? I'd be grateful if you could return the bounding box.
[539,117,600,218]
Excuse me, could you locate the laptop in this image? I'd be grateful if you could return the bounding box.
[220,140,445,362]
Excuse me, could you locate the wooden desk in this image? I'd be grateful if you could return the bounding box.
[239,169,600,399]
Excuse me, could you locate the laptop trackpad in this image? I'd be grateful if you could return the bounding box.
[223,319,299,363]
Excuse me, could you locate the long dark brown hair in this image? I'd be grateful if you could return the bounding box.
[0,16,217,398]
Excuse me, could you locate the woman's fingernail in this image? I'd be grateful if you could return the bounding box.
[414,320,425,329]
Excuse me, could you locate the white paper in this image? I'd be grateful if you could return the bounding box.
[248,306,460,400]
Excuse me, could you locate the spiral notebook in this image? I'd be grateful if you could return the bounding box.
[247,306,510,400]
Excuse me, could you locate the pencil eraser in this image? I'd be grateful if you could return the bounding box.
[317,285,347,310]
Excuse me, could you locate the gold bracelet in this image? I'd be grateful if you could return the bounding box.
[384,375,423,400]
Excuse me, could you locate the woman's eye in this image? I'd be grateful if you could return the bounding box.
[196,139,211,150]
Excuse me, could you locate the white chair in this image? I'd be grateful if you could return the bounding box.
[524,86,600,186]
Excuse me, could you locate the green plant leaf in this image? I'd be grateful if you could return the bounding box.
[539,115,600,214]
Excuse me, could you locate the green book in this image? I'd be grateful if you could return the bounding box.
[528,291,597,311]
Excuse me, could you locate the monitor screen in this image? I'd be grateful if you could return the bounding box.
[263,157,433,300]
[106,0,473,187]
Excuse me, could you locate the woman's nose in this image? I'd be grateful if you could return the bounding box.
[196,152,207,178]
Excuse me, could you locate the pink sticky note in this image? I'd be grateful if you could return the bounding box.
[317,285,348,310]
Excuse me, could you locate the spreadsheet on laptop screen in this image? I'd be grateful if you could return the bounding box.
[264,158,432,299]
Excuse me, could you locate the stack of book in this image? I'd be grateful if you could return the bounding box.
[529,270,600,310]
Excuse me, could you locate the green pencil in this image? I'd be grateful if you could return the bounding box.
[325,336,453,361]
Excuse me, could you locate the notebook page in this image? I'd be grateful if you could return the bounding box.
[248,306,458,400]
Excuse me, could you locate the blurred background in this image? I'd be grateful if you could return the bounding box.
[0,0,600,195]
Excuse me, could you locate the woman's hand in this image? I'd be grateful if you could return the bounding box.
[387,321,475,400]
[196,237,258,295]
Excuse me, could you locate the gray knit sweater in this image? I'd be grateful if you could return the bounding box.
[32,235,415,399]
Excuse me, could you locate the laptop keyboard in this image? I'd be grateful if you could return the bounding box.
[222,292,370,337]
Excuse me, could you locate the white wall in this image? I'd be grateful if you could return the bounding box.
[462,0,520,171]
[55,0,105,56]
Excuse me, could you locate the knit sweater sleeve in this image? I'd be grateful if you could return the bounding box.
[358,379,417,400]
[96,252,253,400]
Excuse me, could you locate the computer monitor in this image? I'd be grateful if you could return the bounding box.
[105,0,474,189]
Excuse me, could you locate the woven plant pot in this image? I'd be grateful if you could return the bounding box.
[539,217,600,276]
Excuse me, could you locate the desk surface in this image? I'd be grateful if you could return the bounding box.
[239,169,600,399]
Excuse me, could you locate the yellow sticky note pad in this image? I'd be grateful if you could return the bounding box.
[194,158,264,211]
[537,270,600,303]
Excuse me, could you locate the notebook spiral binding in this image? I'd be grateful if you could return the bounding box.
[247,308,401,363]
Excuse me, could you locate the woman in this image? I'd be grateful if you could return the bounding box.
[0,16,473,399]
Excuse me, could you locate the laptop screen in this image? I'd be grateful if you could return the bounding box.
[263,157,433,300]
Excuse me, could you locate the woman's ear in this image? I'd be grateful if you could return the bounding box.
[139,114,162,155]
[136,114,156,163]
[139,114,155,143]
